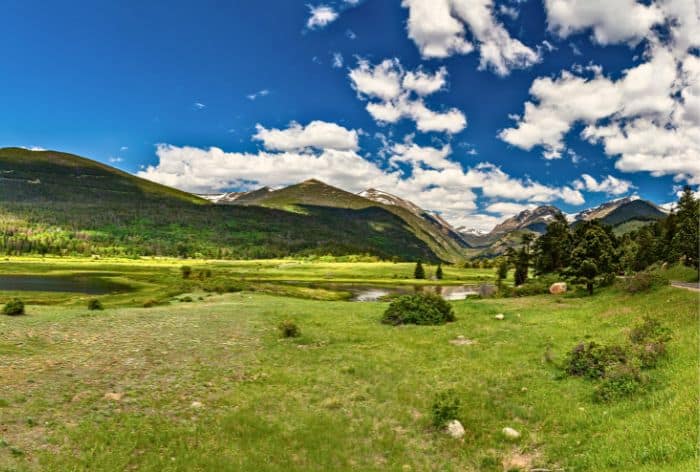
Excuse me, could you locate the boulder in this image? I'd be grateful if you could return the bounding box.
[549,282,567,294]
[494,313,505,320]
[502,426,521,439]
[446,420,465,439]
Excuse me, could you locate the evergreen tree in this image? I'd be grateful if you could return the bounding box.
[569,222,616,295]
[513,233,533,286]
[414,261,425,279]
[435,264,443,280]
[496,259,508,287]
[671,186,699,267]
[533,213,572,274]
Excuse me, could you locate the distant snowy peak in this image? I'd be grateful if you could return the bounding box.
[359,188,424,215]
[197,187,271,204]
[457,227,489,236]
[573,196,665,226]
[490,205,563,235]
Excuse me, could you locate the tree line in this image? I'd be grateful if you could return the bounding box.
[498,187,699,294]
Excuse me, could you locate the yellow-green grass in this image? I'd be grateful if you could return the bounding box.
[0,258,496,307]
[0,285,696,471]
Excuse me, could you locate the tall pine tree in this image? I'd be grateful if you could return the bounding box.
[671,186,699,267]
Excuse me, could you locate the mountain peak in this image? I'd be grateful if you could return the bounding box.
[490,205,563,235]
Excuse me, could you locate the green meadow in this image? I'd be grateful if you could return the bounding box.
[0,258,698,471]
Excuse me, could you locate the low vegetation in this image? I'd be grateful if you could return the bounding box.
[2,298,24,316]
[381,293,455,325]
[87,299,103,310]
[0,282,695,471]
[278,320,301,338]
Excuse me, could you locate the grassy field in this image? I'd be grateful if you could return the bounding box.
[0,257,496,307]
[0,260,697,471]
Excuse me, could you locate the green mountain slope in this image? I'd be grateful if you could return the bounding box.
[0,148,438,261]
[230,179,467,262]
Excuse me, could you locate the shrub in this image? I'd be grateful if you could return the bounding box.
[564,341,627,379]
[621,272,667,293]
[180,296,193,303]
[278,320,300,338]
[3,299,25,316]
[381,293,455,326]
[87,299,103,310]
[180,266,192,279]
[629,317,671,368]
[593,364,643,402]
[431,390,461,428]
[142,299,158,308]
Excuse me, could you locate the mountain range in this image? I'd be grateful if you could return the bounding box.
[0,147,667,261]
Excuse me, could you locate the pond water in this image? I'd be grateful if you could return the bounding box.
[0,275,130,294]
[303,282,495,302]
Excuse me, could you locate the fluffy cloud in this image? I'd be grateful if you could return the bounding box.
[501,0,700,185]
[349,59,466,133]
[307,5,338,29]
[401,0,540,75]
[573,174,634,195]
[484,201,536,216]
[545,0,664,45]
[253,120,359,152]
[138,124,584,231]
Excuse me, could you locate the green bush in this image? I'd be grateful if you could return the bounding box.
[87,299,103,310]
[629,317,671,368]
[180,296,193,303]
[593,364,644,402]
[180,266,192,279]
[564,342,627,379]
[431,390,461,428]
[621,272,667,293]
[142,299,158,308]
[381,293,455,326]
[2,299,25,316]
[278,320,300,338]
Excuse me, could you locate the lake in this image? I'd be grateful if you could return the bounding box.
[297,282,496,301]
[0,274,130,294]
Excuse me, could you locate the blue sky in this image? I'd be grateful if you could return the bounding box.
[2,0,698,230]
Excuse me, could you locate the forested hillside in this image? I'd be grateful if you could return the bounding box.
[0,148,439,261]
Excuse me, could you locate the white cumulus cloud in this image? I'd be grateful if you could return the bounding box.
[253,120,359,152]
[307,5,338,29]
[400,0,540,75]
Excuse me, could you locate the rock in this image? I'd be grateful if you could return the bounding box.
[103,392,123,401]
[502,426,521,439]
[494,314,505,320]
[190,401,203,409]
[446,420,465,439]
[549,282,567,294]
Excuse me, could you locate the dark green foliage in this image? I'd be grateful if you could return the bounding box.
[671,186,699,267]
[278,320,300,338]
[496,259,508,286]
[180,266,192,279]
[414,261,425,280]
[593,364,643,402]
[565,342,628,379]
[87,299,103,310]
[513,233,533,286]
[142,299,158,308]
[2,299,25,316]
[180,296,193,303]
[435,264,443,280]
[431,390,460,428]
[629,317,671,369]
[381,293,455,326]
[564,318,671,402]
[534,213,572,274]
[569,221,617,295]
[621,271,667,293]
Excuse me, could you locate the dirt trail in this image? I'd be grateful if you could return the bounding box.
[670,281,700,292]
